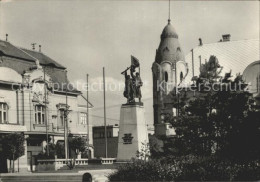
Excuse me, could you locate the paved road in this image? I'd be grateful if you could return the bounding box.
[0,169,117,182]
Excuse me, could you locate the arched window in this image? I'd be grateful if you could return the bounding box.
[35,105,45,124]
[165,72,168,82]
[180,71,184,81]
[0,102,8,123]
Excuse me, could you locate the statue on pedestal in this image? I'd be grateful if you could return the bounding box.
[121,56,143,104]
[118,56,148,161]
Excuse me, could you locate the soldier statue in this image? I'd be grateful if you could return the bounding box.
[121,56,143,104]
[123,71,134,103]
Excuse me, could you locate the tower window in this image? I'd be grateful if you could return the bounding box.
[177,47,181,51]
[180,72,184,81]
[165,72,168,82]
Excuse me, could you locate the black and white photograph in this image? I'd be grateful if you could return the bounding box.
[0,0,259,181]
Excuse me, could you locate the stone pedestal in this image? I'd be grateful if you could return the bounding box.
[155,123,176,136]
[117,103,149,160]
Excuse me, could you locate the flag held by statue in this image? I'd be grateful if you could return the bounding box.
[131,55,140,68]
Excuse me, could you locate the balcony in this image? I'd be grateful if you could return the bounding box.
[0,123,27,132]
[33,123,53,132]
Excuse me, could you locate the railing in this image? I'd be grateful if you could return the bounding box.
[101,158,116,164]
[37,158,88,171]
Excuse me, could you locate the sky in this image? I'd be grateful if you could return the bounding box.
[0,0,259,126]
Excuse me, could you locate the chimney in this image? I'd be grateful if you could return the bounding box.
[222,34,231,42]
[31,43,36,50]
[198,38,203,46]
[39,45,41,52]
[5,34,8,42]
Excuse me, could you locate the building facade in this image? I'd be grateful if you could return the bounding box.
[152,23,260,136]
[185,36,260,100]
[92,125,119,158]
[0,39,93,172]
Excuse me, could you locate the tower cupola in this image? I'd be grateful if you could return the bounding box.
[155,20,185,65]
[161,20,178,39]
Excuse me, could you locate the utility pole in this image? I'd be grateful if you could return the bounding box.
[64,70,68,159]
[103,67,108,158]
[175,62,179,117]
[86,74,90,159]
[44,66,49,156]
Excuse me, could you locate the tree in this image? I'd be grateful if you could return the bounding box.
[37,143,57,159]
[55,141,65,158]
[148,135,164,159]
[2,133,25,173]
[156,56,260,179]
[69,136,88,157]
[167,56,260,161]
[136,142,150,161]
[66,136,88,170]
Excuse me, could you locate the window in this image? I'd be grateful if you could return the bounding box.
[80,113,87,125]
[164,72,168,82]
[0,103,8,123]
[35,105,45,124]
[100,132,104,138]
[59,109,65,126]
[180,71,184,81]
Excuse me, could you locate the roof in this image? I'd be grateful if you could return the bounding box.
[185,39,260,83]
[21,48,66,69]
[0,40,34,61]
[78,94,94,108]
[161,20,178,39]
[93,125,119,129]
[0,39,80,93]
[155,20,185,64]
[0,39,66,69]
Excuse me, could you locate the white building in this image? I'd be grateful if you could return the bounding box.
[0,39,93,172]
[185,36,260,97]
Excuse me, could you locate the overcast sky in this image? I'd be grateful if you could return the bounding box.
[0,0,259,126]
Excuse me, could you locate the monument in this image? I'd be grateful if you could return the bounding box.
[117,56,149,160]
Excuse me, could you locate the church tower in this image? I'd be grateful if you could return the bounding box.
[152,16,188,136]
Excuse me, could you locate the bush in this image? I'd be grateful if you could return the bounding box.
[169,156,260,181]
[36,143,56,160]
[233,162,260,181]
[109,156,260,181]
[108,159,178,181]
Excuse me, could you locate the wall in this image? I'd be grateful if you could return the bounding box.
[93,137,118,158]
[0,88,18,124]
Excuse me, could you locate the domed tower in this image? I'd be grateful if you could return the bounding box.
[152,19,188,136]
